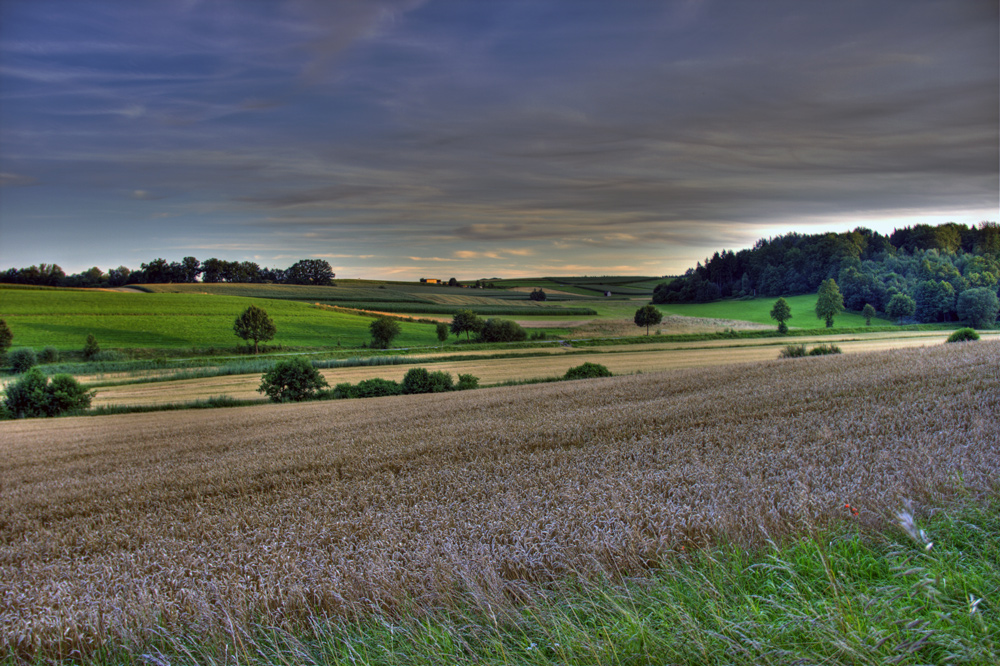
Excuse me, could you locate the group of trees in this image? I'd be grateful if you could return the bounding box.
[1,258,335,287]
[448,310,529,343]
[652,222,1000,327]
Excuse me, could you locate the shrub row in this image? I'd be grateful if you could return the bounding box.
[329,368,480,400]
[779,343,843,358]
[1,369,93,419]
[257,358,483,403]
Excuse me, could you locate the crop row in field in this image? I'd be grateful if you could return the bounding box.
[2,340,996,658]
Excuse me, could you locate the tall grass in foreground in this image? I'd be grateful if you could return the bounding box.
[13,500,998,665]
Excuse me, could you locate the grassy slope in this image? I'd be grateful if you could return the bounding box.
[0,286,441,349]
[657,293,892,329]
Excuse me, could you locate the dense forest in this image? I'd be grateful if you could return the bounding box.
[0,257,335,288]
[654,222,1000,324]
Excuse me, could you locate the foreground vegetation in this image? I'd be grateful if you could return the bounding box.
[2,341,997,662]
[15,501,994,665]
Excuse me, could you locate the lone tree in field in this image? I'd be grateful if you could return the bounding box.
[435,322,449,342]
[369,316,401,349]
[233,305,276,353]
[0,319,11,360]
[862,303,877,326]
[769,297,792,334]
[83,333,100,360]
[450,309,483,340]
[529,288,547,301]
[634,304,663,335]
[815,278,845,328]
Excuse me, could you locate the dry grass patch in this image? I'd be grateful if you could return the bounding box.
[1,341,998,659]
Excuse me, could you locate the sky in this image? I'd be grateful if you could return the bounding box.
[0,0,997,280]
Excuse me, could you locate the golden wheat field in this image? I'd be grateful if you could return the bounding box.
[1,341,999,659]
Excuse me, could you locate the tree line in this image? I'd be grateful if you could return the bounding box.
[0,257,335,288]
[653,222,1000,325]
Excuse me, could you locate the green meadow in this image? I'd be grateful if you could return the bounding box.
[657,293,892,329]
[0,286,442,350]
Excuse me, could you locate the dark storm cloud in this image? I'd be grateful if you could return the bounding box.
[0,0,996,276]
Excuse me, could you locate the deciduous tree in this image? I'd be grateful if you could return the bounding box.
[634,304,663,335]
[369,317,401,349]
[450,310,483,340]
[886,293,916,324]
[956,287,999,328]
[815,279,845,328]
[233,305,276,354]
[862,303,876,326]
[769,298,792,334]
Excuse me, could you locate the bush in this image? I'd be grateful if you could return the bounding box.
[564,362,612,380]
[39,346,60,364]
[947,327,980,343]
[436,322,450,342]
[456,373,479,390]
[400,367,456,394]
[8,348,37,373]
[779,344,807,358]
[808,344,842,356]
[427,371,454,393]
[401,367,433,394]
[329,382,358,400]
[2,368,93,418]
[477,318,527,343]
[258,357,329,402]
[353,377,402,398]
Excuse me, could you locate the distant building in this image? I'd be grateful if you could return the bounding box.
[420,278,441,284]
